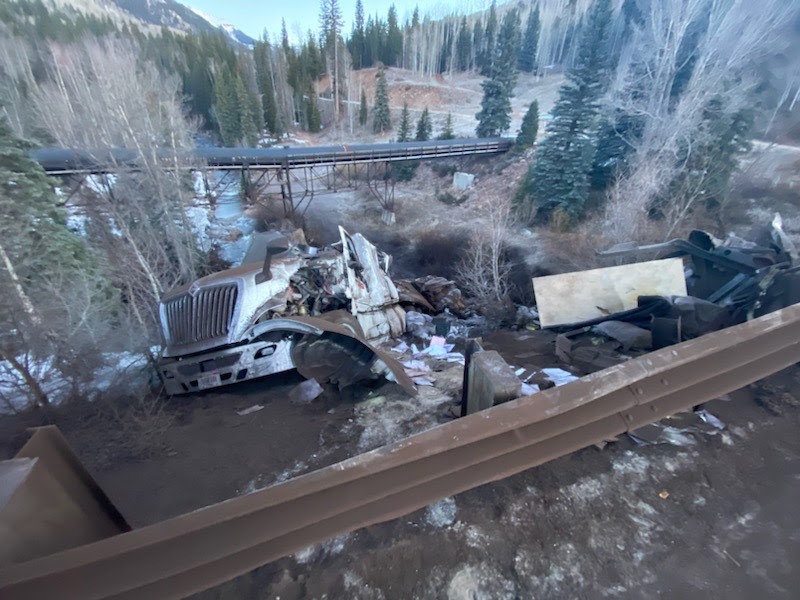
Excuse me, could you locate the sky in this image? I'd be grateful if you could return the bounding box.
[182,1,491,42]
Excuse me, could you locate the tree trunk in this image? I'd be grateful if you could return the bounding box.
[0,346,49,408]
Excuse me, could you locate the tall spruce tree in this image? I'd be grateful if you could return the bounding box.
[516,0,613,224]
[475,10,521,137]
[384,5,403,66]
[359,88,369,126]
[472,20,484,71]
[305,82,322,133]
[456,16,471,71]
[350,0,366,69]
[438,113,456,140]
[373,69,391,133]
[518,5,540,73]
[233,72,259,146]
[479,1,498,76]
[415,107,432,141]
[0,119,96,405]
[397,103,412,141]
[516,100,539,149]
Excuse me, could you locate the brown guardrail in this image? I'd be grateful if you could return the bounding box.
[2,304,800,599]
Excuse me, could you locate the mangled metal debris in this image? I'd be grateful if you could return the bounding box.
[158,227,410,395]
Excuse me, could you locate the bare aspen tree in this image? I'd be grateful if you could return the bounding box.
[604,0,794,243]
[35,39,204,337]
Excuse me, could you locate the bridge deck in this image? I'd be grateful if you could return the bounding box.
[32,138,513,175]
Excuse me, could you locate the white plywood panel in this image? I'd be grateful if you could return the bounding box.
[533,258,687,327]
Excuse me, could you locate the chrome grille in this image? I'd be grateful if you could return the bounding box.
[163,284,238,346]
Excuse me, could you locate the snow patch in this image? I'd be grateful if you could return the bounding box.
[425,497,457,528]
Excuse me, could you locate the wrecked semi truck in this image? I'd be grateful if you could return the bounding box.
[157,227,407,395]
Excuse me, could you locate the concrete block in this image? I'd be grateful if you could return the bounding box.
[465,350,521,415]
[452,171,475,190]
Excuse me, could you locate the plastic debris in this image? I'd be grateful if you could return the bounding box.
[236,404,264,416]
[541,368,579,387]
[406,311,435,338]
[696,408,725,429]
[391,340,409,354]
[288,379,324,404]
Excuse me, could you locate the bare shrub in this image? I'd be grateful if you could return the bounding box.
[456,198,514,316]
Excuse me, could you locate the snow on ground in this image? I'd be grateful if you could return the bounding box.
[0,350,153,414]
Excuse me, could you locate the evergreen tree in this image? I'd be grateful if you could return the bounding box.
[234,72,259,146]
[516,100,539,149]
[397,103,412,141]
[438,113,455,140]
[214,71,241,145]
[518,5,540,73]
[254,40,280,136]
[655,97,753,215]
[415,107,432,141]
[384,5,403,67]
[373,69,391,133]
[412,5,420,28]
[472,20,484,71]
[516,0,613,224]
[479,1,498,76]
[0,118,97,405]
[359,88,369,126]
[350,0,366,69]
[305,82,322,133]
[456,16,471,71]
[475,10,521,137]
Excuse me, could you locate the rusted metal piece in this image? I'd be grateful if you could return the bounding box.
[1,427,129,568]
[2,306,800,599]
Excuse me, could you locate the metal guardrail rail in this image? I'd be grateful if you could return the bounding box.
[2,304,800,599]
[31,138,513,175]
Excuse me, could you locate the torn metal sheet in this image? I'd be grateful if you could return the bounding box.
[592,321,652,350]
[533,258,687,327]
[283,313,417,396]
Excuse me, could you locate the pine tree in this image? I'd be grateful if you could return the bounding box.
[350,0,366,69]
[254,40,280,136]
[456,16,471,71]
[472,20,484,71]
[518,5,540,73]
[214,70,241,145]
[415,107,432,141]
[517,0,613,224]
[479,1,498,76]
[234,71,259,146]
[373,69,391,133]
[306,82,322,133]
[0,119,95,405]
[384,5,403,67]
[397,102,412,141]
[475,10,521,138]
[438,113,455,140]
[359,88,369,126]
[516,100,539,149]
[319,0,344,121]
